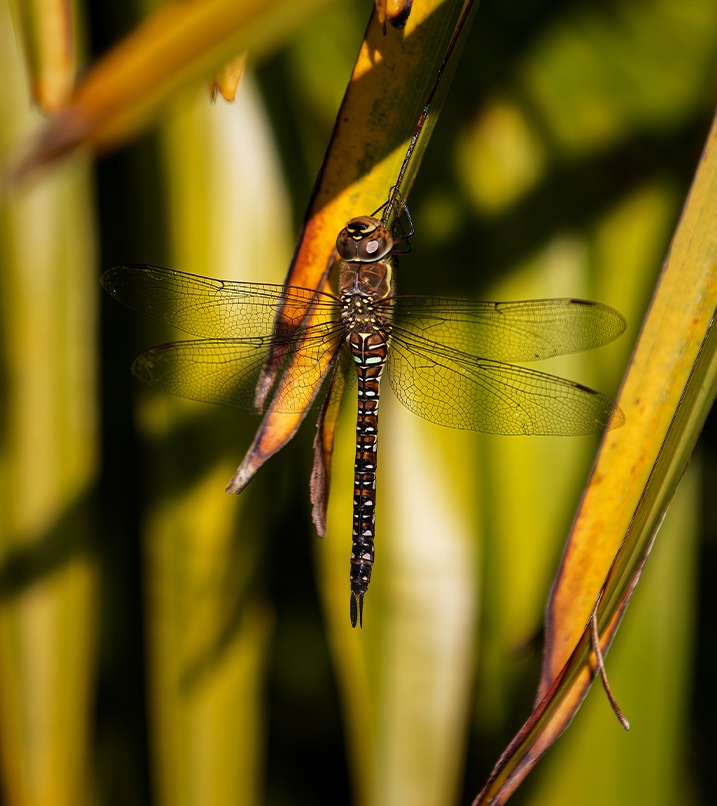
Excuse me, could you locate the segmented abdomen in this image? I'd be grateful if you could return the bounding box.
[348,330,388,628]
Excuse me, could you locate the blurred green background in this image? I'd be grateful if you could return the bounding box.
[1,0,717,804]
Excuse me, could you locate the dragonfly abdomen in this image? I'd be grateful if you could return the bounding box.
[348,330,389,628]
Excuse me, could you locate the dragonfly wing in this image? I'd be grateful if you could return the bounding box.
[387,331,624,435]
[383,296,626,362]
[328,345,358,404]
[102,265,340,339]
[131,327,349,413]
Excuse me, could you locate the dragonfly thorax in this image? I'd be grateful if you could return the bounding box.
[336,215,393,262]
[339,258,393,300]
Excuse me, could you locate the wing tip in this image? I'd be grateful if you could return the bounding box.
[606,403,626,431]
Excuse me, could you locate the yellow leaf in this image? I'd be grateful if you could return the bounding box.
[9,0,76,111]
[227,0,479,496]
[474,100,717,806]
[207,51,248,102]
[10,0,331,180]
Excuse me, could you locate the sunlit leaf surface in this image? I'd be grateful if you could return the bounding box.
[208,51,248,102]
[9,0,75,111]
[141,78,290,806]
[228,0,479,495]
[9,0,332,179]
[0,1,97,802]
[474,101,717,806]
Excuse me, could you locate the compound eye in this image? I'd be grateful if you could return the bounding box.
[336,228,357,260]
[357,230,391,261]
[336,216,392,261]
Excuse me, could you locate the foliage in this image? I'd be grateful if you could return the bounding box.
[1,1,716,804]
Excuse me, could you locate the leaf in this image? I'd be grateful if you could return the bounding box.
[207,51,248,102]
[473,103,717,805]
[375,0,415,32]
[524,462,699,806]
[8,0,332,180]
[0,2,98,801]
[225,0,480,511]
[8,0,75,111]
[317,394,480,806]
[139,78,290,806]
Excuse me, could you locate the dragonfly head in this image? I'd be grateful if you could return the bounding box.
[337,216,393,262]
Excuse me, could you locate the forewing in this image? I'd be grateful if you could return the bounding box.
[131,326,350,413]
[387,330,624,435]
[383,297,626,363]
[101,265,340,339]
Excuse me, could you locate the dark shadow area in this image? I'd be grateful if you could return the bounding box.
[690,407,717,806]
[94,139,159,806]
[419,0,715,294]
[0,490,95,601]
[262,441,352,806]
[408,109,713,299]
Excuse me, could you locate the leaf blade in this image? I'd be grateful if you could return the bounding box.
[474,103,717,805]
[10,0,332,179]
[228,0,479,494]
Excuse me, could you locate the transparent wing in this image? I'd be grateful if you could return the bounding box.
[387,329,624,435]
[131,326,356,413]
[101,265,341,339]
[104,266,624,431]
[380,296,626,362]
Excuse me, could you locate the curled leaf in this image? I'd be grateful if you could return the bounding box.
[207,51,248,102]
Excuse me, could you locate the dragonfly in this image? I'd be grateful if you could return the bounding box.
[101,191,625,626]
[102,1,625,627]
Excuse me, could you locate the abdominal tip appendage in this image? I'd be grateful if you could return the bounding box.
[350,593,364,629]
